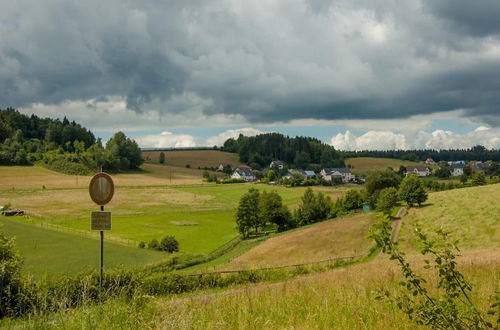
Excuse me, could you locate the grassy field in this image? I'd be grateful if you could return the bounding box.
[6,249,497,329]
[222,213,374,270]
[0,164,207,189]
[142,150,240,168]
[345,157,438,175]
[399,183,500,250]
[0,218,167,279]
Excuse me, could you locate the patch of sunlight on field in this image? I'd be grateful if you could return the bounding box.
[399,184,500,250]
[223,213,375,270]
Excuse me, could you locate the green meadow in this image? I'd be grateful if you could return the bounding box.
[0,218,167,279]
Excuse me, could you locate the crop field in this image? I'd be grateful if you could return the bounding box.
[345,157,438,175]
[0,218,167,279]
[142,150,240,168]
[222,213,374,270]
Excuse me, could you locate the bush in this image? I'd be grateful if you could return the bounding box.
[138,241,146,249]
[148,239,159,250]
[159,236,179,253]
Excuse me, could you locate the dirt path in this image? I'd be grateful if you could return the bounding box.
[390,206,407,242]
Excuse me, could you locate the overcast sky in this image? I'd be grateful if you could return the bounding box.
[1,0,499,150]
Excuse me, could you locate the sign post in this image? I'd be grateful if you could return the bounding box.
[89,172,114,290]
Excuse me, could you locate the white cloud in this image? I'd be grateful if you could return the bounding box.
[204,127,264,146]
[135,131,197,148]
[331,127,500,151]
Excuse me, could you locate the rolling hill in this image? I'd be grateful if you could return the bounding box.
[142,150,240,169]
[345,157,438,175]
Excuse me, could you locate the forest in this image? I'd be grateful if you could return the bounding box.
[342,146,500,162]
[0,108,142,174]
[222,133,345,170]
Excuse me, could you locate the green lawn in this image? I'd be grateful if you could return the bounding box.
[0,218,168,279]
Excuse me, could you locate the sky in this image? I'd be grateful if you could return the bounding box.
[1,0,500,150]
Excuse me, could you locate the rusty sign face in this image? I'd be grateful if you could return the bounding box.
[91,211,112,231]
[89,173,114,206]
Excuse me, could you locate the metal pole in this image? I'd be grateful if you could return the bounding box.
[100,205,104,290]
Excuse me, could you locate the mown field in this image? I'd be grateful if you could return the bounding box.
[345,157,438,175]
[222,213,374,270]
[0,218,167,279]
[142,150,240,168]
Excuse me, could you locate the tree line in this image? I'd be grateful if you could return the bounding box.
[223,133,345,170]
[0,108,142,174]
[342,145,500,162]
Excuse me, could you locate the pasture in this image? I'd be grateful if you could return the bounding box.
[142,150,240,168]
[345,157,438,175]
[222,213,374,270]
[399,183,500,250]
[0,218,167,279]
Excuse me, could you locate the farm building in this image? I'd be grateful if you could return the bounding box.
[269,160,285,170]
[231,168,256,182]
[405,166,430,177]
[450,163,465,176]
[320,168,354,183]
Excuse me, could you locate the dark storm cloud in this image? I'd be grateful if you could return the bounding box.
[1,0,499,126]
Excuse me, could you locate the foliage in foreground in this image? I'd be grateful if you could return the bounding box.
[370,216,499,329]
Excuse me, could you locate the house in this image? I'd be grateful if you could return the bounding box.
[405,166,430,177]
[425,158,436,165]
[471,162,489,174]
[450,163,464,177]
[320,168,355,183]
[270,160,285,170]
[304,170,316,178]
[231,168,256,182]
[448,160,465,166]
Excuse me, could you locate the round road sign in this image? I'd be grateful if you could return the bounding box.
[89,173,114,206]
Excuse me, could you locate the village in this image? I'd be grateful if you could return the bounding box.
[219,157,492,185]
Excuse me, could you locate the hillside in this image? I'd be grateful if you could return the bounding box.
[345,157,437,175]
[222,213,374,270]
[142,150,240,169]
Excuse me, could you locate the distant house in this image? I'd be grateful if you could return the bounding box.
[304,170,316,178]
[471,162,489,174]
[405,166,430,177]
[448,160,465,166]
[320,168,355,183]
[270,160,285,170]
[425,158,436,165]
[450,163,465,177]
[231,168,256,182]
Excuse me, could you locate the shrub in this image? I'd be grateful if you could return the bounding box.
[148,239,159,250]
[138,241,146,249]
[159,236,179,253]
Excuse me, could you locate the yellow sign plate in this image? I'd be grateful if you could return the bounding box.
[91,211,112,231]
